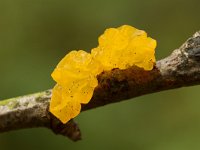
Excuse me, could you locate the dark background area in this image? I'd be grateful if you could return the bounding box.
[0,0,200,149]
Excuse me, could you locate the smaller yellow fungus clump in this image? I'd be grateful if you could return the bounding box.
[92,25,156,70]
[50,25,156,124]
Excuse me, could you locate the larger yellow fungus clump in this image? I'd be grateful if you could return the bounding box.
[50,50,103,123]
[50,25,157,123]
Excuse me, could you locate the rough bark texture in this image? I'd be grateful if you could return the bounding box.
[0,31,200,141]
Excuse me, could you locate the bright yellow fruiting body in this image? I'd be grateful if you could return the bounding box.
[50,25,157,123]
[91,25,156,70]
[50,50,103,123]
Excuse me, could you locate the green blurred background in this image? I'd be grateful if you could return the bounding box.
[0,0,200,149]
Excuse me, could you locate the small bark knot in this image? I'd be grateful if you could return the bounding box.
[182,31,200,61]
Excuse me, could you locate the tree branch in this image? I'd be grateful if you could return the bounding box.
[0,31,200,141]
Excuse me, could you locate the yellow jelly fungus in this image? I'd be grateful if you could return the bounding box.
[50,50,103,123]
[50,25,157,123]
[91,25,156,70]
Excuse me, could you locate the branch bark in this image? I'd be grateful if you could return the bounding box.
[0,31,200,141]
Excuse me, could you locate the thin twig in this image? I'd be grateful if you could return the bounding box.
[0,31,200,141]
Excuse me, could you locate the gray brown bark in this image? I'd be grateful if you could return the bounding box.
[0,31,200,141]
